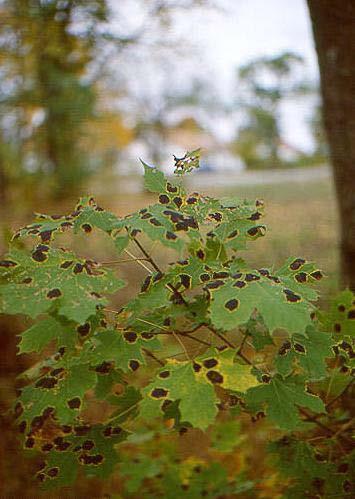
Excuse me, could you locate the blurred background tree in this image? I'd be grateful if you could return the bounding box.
[0,0,210,200]
[233,52,316,169]
[0,0,110,199]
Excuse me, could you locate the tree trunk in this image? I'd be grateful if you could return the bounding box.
[307,0,355,290]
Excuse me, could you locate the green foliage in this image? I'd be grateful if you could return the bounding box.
[0,154,353,495]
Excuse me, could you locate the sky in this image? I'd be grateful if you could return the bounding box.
[111,0,320,155]
[173,0,319,150]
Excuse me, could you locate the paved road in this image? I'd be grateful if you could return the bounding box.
[186,165,331,189]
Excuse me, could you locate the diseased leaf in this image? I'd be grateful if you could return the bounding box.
[276,325,333,380]
[19,363,97,426]
[245,314,274,351]
[142,160,169,193]
[0,247,124,322]
[208,270,314,334]
[196,348,259,393]
[245,374,325,430]
[37,423,129,488]
[140,360,218,430]
[18,317,76,354]
[13,197,121,242]
[269,439,351,499]
[321,289,355,339]
[81,328,161,372]
[275,257,321,301]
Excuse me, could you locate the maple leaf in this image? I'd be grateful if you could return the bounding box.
[80,327,161,373]
[140,360,218,430]
[12,196,120,242]
[18,362,97,426]
[140,349,257,431]
[269,438,351,499]
[245,374,325,430]
[0,247,124,323]
[275,325,334,380]
[208,270,315,334]
[320,289,355,339]
[195,348,259,392]
[36,423,129,488]
[276,257,322,301]
[142,160,172,193]
[17,317,76,354]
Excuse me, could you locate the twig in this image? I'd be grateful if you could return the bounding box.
[133,237,189,305]
[325,379,354,411]
[137,318,190,360]
[124,248,153,274]
[142,348,165,367]
[136,317,169,332]
[237,332,249,354]
[171,331,190,361]
[207,327,236,349]
[132,237,161,274]
[100,258,149,265]
[131,237,256,365]
[298,407,334,435]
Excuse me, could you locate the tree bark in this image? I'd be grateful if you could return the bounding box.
[307,0,355,290]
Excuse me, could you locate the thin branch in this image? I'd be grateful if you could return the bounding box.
[142,348,165,367]
[124,248,153,274]
[206,327,236,349]
[171,331,190,361]
[100,258,149,265]
[129,237,256,364]
[133,326,212,347]
[326,379,354,411]
[237,332,249,355]
[133,236,189,305]
[136,317,169,332]
[180,331,211,347]
[298,407,334,435]
[132,237,161,274]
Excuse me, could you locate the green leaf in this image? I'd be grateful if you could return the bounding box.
[245,375,325,430]
[276,257,321,301]
[81,327,161,372]
[245,314,274,351]
[142,160,168,193]
[12,197,120,242]
[276,325,333,380]
[210,420,242,452]
[140,349,257,431]
[109,386,142,423]
[19,363,97,426]
[173,148,201,175]
[208,270,314,334]
[269,438,329,481]
[0,247,124,322]
[117,203,189,251]
[125,271,172,317]
[321,289,355,339]
[120,455,162,493]
[73,198,121,233]
[195,348,259,392]
[18,317,76,354]
[269,438,350,499]
[140,360,218,430]
[37,423,129,488]
[113,232,129,254]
